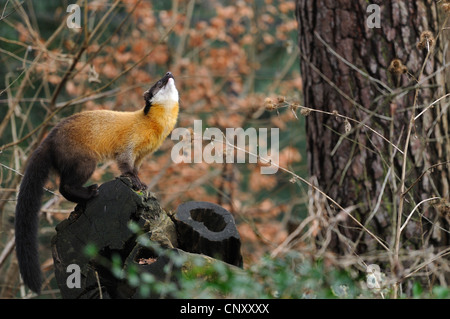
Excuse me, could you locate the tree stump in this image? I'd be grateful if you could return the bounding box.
[51,177,243,298]
[174,201,243,267]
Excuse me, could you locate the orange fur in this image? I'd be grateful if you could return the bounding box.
[61,101,179,166]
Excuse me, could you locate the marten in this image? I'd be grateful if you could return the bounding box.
[14,72,179,294]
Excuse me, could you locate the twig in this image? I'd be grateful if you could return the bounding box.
[47,41,88,109]
[401,247,450,280]
[0,160,59,197]
[0,3,67,138]
[209,134,390,251]
[0,237,15,269]
[399,197,440,234]
[314,31,393,94]
[69,0,141,80]
[393,15,449,298]
[298,49,391,121]
[48,0,121,112]
[402,160,450,196]
[0,0,23,22]
[295,106,404,155]
[413,93,450,121]
[271,215,315,258]
[174,0,195,62]
[0,21,176,152]
[94,271,103,299]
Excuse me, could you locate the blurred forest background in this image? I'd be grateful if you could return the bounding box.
[0,0,449,298]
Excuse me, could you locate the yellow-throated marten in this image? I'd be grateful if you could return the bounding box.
[15,72,179,294]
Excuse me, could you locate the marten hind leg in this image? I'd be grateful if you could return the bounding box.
[59,158,98,203]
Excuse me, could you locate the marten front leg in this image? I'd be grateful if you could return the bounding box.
[117,153,147,191]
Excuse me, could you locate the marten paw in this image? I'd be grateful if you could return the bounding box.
[138,182,148,191]
[131,180,147,191]
[87,184,99,198]
[120,174,147,191]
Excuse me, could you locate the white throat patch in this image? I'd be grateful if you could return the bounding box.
[151,78,179,105]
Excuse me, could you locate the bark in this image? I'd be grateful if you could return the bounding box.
[296,0,449,255]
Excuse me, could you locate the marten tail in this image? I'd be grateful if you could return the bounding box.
[15,142,52,294]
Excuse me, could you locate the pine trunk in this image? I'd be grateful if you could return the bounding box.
[296,0,449,269]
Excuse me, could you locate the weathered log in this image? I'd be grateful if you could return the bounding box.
[51,177,243,298]
[174,201,243,267]
[51,177,159,298]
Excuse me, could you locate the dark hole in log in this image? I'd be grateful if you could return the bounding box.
[190,208,226,232]
[134,247,158,265]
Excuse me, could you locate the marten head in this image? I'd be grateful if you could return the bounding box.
[143,72,178,115]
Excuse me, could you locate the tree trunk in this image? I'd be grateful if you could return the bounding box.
[296,0,449,274]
